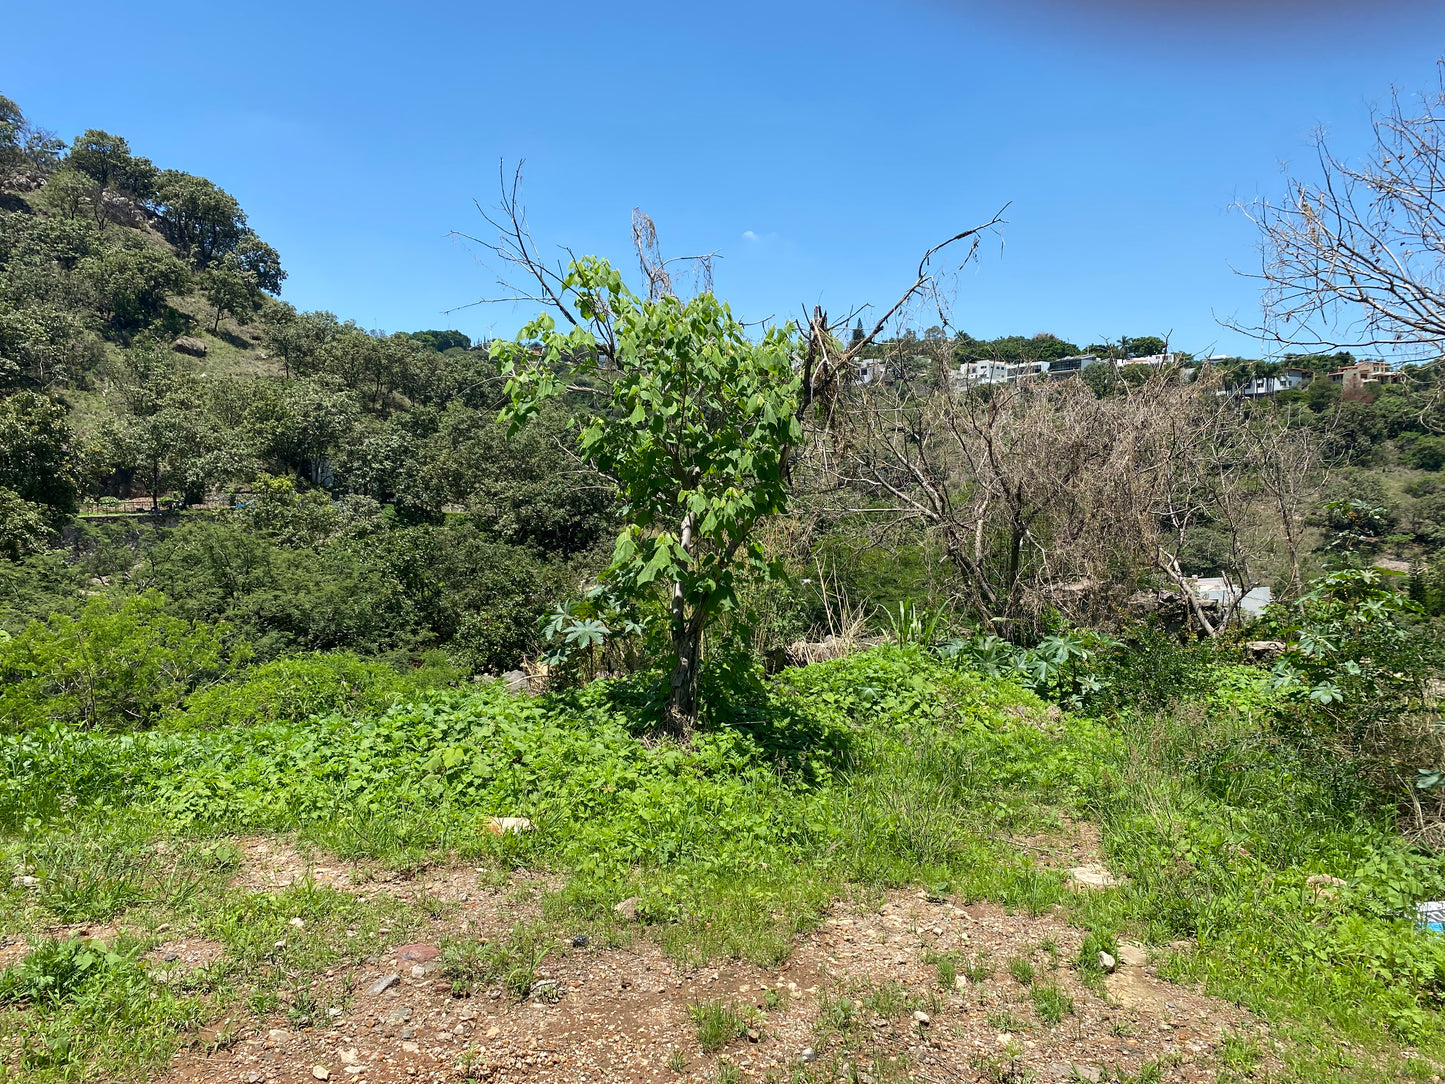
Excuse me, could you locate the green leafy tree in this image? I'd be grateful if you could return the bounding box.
[0,301,84,388]
[150,170,246,266]
[235,233,286,295]
[0,487,50,560]
[0,94,63,179]
[0,391,82,521]
[79,242,190,331]
[493,257,801,726]
[200,255,261,332]
[65,129,157,198]
[37,168,101,224]
[261,306,340,378]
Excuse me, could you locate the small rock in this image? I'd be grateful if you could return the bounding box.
[267,1028,290,1043]
[954,975,967,991]
[400,1027,415,1039]
[1067,865,1120,890]
[1116,944,1148,968]
[289,917,306,929]
[572,934,589,948]
[247,1074,262,1084]
[1074,1066,1103,1084]
[800,1047,818,1063]
[614,896,642,921]
[395,944,440,964]
[410,965,427,979]
[384,1007,413,1025]
[912,1010,930,1025]
[487,817,534,835]
[327,1006,342,1018]
[746,1028,760,1042]
[486,1026,500,1039]
[1098,951,1117,973]
[172,335,207,358]
[401,1041,420,1053]
[1307,874,1347,900]
[344,1070,364,1077]
[15,875,37,887]
[501,670,529,694]
[312,1067,330,1080]
[338,1049,360,1065]
[368,973,400,995]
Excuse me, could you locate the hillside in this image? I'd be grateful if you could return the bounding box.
[7,89,1445,1084]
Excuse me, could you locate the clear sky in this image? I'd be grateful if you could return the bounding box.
[7,0,1445,356]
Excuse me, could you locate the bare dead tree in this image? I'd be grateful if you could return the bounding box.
[1236,62,1445,360]
[827,359,1314,639]
[1238,404,1337,603]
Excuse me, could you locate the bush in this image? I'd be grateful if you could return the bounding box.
[172,650,459,730]
[0,591,243,731]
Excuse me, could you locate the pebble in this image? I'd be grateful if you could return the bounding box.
[572,934,589,948]
[368,973,400,995]
[912,1010,930,1025]
[289,917,306,929]
[1098,951,1117,973]
[385,1007,413,1025]
[800,1048,818,1063]
[311,1067,329,1080]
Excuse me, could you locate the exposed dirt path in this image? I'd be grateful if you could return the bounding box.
[149,840,1272,1084]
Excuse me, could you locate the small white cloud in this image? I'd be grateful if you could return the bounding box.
[742,230,759,242]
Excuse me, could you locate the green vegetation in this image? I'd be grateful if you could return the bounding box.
[6,86,1445,1084]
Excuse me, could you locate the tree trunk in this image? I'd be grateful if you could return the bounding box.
[666,512,699,732]
[667,618,702,730]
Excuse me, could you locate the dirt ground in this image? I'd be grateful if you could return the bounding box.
[138,838,1274,1084]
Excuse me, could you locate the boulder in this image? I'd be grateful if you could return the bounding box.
[172,336,207,358]
[1245,640,1286,661]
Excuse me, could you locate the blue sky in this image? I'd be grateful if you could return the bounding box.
[8,0,1445,356]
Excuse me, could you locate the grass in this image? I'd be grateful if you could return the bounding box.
[1,646,1445,1081]
[688,1000,753,1052]
[1030,983,1074,1024]
[440,922,554,999]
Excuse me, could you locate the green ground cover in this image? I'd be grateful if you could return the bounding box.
[1,646,1444,1081]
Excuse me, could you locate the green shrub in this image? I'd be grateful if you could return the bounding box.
[0,938,128,1007]
[0,591,244,731]
[172,650,457,730]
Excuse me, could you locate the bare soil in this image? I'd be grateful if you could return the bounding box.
[147,839,1272,1084]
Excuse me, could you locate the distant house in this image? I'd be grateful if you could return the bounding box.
[952,358,1050,388]
[1047,354,1104,376]
[1328,359,1404,392]
[1236,367,1313,399]
[1119,352,1182,368]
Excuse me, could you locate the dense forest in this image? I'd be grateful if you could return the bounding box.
[9,86,1445,1084]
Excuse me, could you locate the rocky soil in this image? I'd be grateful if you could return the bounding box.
[147,839,1271,1084]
